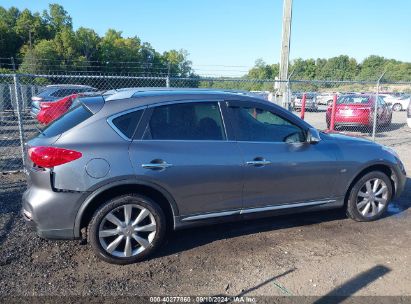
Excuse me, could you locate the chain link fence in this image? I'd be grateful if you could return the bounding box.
[1,72,410,172]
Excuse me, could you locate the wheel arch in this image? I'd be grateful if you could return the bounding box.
[344,163,396,206]
[74,180,179,238]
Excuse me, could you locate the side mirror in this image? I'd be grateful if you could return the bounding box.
[307,128,321,144]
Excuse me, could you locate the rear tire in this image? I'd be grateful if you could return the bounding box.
[88,194,166,264]
[346,171,392,222]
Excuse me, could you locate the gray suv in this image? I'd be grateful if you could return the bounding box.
[22,88,407,264]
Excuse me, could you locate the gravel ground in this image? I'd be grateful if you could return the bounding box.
[0,112,410,298]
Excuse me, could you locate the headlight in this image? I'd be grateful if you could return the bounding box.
[381,146,400,159]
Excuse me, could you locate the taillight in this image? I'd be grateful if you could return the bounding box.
[28,146,82,168]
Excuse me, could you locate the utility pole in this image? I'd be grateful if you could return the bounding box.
[278,0,293,107]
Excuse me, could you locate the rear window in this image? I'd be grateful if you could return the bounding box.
[337,96,370,104]
[111,110,144,139]
[41,105,92,137]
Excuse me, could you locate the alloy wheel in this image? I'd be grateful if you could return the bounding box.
[356,178,388,218]
[98,204,157,257]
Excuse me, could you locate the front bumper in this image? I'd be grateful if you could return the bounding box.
[391,160,407,199]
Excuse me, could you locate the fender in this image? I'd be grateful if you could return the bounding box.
[73,177,180,238]
[345,159,399,195]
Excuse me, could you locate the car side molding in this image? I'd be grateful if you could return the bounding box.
[181,199,336,222]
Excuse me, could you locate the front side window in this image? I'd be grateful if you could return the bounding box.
[229,106,305,143]
[144,102,226,140]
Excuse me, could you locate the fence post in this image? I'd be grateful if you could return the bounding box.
[372,72,386,141]
[166,76,170,88]
[13,73,26,168]
[329,94,337,131]
[286,79,291,110]
[300,93,307,120]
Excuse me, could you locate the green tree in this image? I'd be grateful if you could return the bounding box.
[162,49,193,77]
[247,59,279,80]
[357,55,386,80]
[75,27,100,62]
[42,3,72,35]
[0,7,21,60]
[19,39,61,73]
[15,9,50,48]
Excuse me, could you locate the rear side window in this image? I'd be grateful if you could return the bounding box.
[337,96,370,104]
[144,102,226,140]
[111,110,144,139]
[42,105,92,137]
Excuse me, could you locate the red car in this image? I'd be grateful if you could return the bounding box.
[37,94,80,125]
[326,94,392,129]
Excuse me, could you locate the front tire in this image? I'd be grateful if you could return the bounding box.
[88,194,166,264]
[346,171,392,222]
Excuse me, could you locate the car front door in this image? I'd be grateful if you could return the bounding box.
[129,100,244,218]
[225,101,340,210]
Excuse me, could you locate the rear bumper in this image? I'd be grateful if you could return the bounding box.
[22,182,86,240]
[21,206,73,239]
[294,103,317,110]
[335,122,371,127]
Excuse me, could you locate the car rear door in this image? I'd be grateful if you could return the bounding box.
[129,100,244,218]
[225,101,340,210]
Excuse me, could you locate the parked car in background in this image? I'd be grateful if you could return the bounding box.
[380,93,410,112]
[326,94,392,129]
[22,88,406,264]
[37,93,79,125]
[292,92,318,111]
[407,100,411,128]
[317,92,337,105]
[36,90,113,125]
[250,90,270,100]
[31,85,97,117]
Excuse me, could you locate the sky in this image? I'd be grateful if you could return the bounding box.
[1,0,410,76]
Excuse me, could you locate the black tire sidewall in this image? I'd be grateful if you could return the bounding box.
[88,194,166,265]
[347,172,392,222]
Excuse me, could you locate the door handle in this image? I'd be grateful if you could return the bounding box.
[246,158,272,167]
[142,161,173,170]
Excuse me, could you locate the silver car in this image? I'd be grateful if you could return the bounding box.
[22,88,407,264]
[292,93,318,111]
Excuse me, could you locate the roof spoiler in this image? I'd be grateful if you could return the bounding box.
[79,96,105,114]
